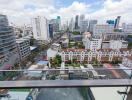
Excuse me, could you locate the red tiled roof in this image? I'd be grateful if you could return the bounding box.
[62,48,87,52]
[97,48,112,52]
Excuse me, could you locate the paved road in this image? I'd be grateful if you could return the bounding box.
[36,88,84,100]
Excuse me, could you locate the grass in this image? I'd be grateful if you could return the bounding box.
[65,63,87,67]
[10,89,31,92]
[72,31,80,35]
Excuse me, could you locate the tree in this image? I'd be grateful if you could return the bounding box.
[50,55,62,68]
[55,55,62,64]
[73,58,77,63]
[128,42,132,49]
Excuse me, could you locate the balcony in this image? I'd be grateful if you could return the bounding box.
[0,68,132,100]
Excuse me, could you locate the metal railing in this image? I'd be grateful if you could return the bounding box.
[0,68,131,88]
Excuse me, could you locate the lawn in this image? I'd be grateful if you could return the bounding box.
[72,31,80,35]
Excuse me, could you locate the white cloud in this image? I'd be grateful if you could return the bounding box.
[58,1,90,23]
[0,0,132,25]
[89,0,132,24]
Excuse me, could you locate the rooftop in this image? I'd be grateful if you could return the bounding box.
[16,38,29,43]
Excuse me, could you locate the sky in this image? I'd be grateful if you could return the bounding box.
[0,0,132,25]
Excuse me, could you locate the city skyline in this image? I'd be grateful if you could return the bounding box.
[0,0,132,25]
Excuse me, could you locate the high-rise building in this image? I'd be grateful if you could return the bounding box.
[50,19,59,32]
[75,15,79,29]
[79,14,85,25]
[0,14,18,70]
[106,20,115,25]
[32,16,49,41]
[79,14,88,32]
[69,18,74,32]
[57,16,61,30]
[88,20,97,33]
[80,20,88,32]
[49,24,53,39]
[114,16,121,29]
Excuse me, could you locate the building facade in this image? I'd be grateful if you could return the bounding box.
[82,34,102,51]
[0,14,18,70]
[93,25,114,38]
[88,20,97,33]
[50,18,60,33]
[32,16,49,41]
[79,15,88,32]
[122,23,132,33]
[109,40,128,50]
[83,38,102,51]
[49,24,53,39]
[75,15,79,29]
[16,38,31,60]
[61,48,132,63]
[114,16,121,29]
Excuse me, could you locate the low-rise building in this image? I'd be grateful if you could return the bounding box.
[61,48,132,63]
[110,40,128,50]
[51,43,61,51]
[83,37,102,51]
[93,24,114,38]
[102,40,128,50]
[16,38,31,60]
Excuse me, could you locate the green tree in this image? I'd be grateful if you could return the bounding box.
[128,42,132,49]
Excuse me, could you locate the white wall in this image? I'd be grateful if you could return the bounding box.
[32,16,49,40]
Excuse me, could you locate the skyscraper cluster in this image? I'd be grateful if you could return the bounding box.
[32,16,61,42]
[69,14,97,33]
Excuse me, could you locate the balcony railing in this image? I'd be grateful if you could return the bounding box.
[0,69,132,100]
[0,68,132,88]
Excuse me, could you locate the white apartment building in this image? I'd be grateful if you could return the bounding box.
[83,33,102,51]
[32,16,49,41]
[122,56,132,68]
[0,14,18,70]
[16,38,31,60]
[110,40,128,50]
[61,48,132,63]
[93,24,114,38]
[101,32,127,41]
